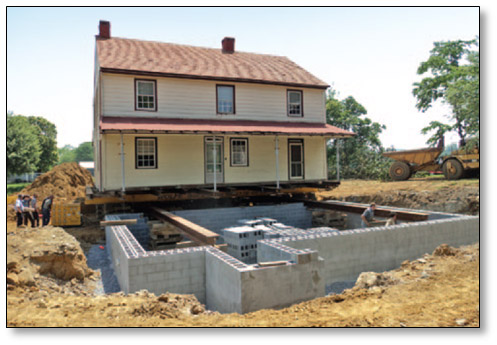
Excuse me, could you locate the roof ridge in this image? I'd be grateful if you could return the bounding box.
[98,36,291,59]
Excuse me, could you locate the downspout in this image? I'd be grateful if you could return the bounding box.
[336,138,340,182]
[213,136,217,192]
[120,132,125,193]
[275,135,280,189]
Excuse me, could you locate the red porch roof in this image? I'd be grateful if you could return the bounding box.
[100,117,355,137]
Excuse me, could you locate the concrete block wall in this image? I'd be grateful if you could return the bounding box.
[173,203,313,234]
[240,257,324,313]
[105,204,478,314]
[110,213,150,249]
[128,247,207,303]
[105,219,147,293]
[277,215,479,285]
[205,247,247,313]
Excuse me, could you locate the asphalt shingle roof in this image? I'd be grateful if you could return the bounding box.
[96,37,329,89]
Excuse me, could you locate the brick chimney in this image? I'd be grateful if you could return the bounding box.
[222,37,235,53]
[99,20,111,39]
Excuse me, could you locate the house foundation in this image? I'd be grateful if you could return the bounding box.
[104,200,479,314]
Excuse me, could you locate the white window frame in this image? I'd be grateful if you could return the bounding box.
[135,79,157,111]
[217,85,235,114]
[230,138,248,167]
[287,90,303,117]
[135,137,157,169]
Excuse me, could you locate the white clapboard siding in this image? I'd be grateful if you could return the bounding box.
[100,134,327,190]
[101,73,326,123]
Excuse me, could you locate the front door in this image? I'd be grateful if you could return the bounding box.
[289,140,304,179]
[204,137,224,184]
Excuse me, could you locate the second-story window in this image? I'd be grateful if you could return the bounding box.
[217,85,235,114]
[287,90,303,117]
[135,79,157,111]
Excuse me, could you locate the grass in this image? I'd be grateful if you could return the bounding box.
[7,183,30,195]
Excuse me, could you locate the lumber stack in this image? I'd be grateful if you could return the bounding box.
[148,221,183,250]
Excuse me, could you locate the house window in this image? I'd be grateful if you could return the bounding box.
[287,90,303,117]
[217,85,235,114]
[135,80,157,111]
[135,138,157,169]
[230,138,248,166]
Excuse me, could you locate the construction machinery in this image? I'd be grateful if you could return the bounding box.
[383,137,479,181]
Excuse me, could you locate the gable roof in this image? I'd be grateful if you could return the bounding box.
[96,37,329,89]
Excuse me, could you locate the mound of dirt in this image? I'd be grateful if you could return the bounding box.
[7,226,95,289]
[328,187,479,215]
[21,162,94,201]
[433,244,458,256]
[132,292,207,319]
[7,162,94,220]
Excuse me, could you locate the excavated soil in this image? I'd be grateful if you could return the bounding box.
[6,178,480,327]
[7,162,94,220]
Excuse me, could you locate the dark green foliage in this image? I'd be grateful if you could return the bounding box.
[413,38,479,146]
[58,142,94,164]
[7,114,41,176]
[74,142,94,162]
[58,145,76,164]
[326,90,391,180]
[27,116,59,172]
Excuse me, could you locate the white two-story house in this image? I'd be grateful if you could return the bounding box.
[93,21,354,193]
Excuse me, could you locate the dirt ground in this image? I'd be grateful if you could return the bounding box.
[6,177,480,327]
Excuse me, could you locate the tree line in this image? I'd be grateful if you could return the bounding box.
[7,112,93,176]
[327,37,479,180]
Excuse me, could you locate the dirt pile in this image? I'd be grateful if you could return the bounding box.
[132,292,207,319]
[7,162,94,220]
[21,162,94,201]
[7,226,95,290]
[317,179,479,215]
[324,187,479,215]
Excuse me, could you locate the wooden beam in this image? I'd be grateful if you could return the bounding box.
[150,207,219,246]
[302,200,429,221]
[100,219,138,227]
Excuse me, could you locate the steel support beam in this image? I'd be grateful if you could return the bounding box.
[151,207,219,245]
[302,200,429,221]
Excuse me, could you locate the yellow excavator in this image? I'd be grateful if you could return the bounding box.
[383,137,480,181]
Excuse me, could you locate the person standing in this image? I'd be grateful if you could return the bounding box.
[22,195,34,227]
[31,193,40,227]
[361,203,376,228]
[41,195,54,226]
[385,212,397,226]
[14,194,24,227]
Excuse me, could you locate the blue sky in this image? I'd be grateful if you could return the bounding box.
[7,6,479,149]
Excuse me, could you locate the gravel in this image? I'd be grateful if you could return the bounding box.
[87,244,121,294]
[326,281,356,295]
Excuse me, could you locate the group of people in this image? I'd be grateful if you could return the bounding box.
[14,194,54,228]
[360,202,397,228]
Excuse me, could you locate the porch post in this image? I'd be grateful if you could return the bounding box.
[336,138,340,182]
[120,133,126,193]
[275,135,280,189]
[213,135,217,192]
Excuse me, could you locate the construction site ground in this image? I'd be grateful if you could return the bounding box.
[6,177,480,327]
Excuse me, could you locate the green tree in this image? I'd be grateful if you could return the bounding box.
[7,114,41,176]
[74,142,94,162]
[27,116,58,172]
[413,38,479,146]
[326,90,391,180]
[58,145,76,164]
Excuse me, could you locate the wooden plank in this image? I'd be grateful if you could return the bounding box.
[302,200,428,221]
[151,207,219,246]
[100,219,138,227]
[258,261,288,267]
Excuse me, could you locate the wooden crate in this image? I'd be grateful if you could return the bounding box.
[51,202,82,226]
